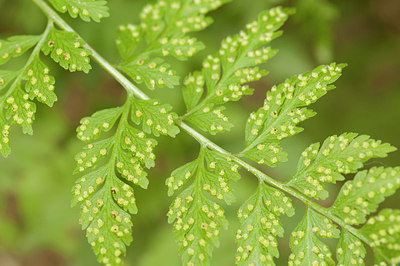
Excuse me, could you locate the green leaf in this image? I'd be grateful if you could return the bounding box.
[202,148,240,204]
[23,56,57,106]
[72,166,110,211]
[77,106,123,142]
[73,99,159,265]
[0,70,18,91]
[118,23,205,62]
[138,0,228,43]
[160,36,205,61]
[331,167,400,225]
[240,63,346,166]
[117,0,228,90]
[42,27,92,73]
[48,0,109,22]
[236,182,294,265]
[0,35,40,65]
[359,209,400,265]
[74,181,134,266]
[4,83,36,135]
[166,159,198,197]
[167,147,241,265]
[204,148,241,183]
[288,133,396,199]
[199,59,266,107]
[74,138,114,174]
[0,116,11,157]
[184,105,233,135]
[183,7,292,135]
[182,71,204,111]
[130,98,180,137]
[203,7,290,105]
[120,123,157,170]
[116,24,142,61]
[238,141,287,167]
[168,185,228,266]
[119,58,179,89]
[0,28,55,157]
[336,231,366,266]
[167,147,240,203]
[116,147,150,190]
[289,208,339,266]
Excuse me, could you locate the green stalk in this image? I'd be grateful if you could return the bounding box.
[31,0,372,247]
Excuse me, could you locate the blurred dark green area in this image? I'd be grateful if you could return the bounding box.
[0,0,399,265]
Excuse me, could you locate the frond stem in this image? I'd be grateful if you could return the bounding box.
[32,0,372,248]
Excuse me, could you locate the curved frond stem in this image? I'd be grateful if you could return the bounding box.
[32,0,372,249]
[179,121,372,247]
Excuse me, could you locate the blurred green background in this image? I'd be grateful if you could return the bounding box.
[0,0,399,265]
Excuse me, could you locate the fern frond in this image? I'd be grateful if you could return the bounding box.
[288,133,396,199]
[4,82,37,135]
[167,147,240,265]
[48,0,109,22]
[42,27,92,73]
[283,135,398,265]
[0,70,18,90]
[21,1,400,265]
[73,97,179,265]
[185,105,233,135]
[131,99,180,137]
[116,0,227,90]
[240,63,346,167]
[235,182,294,265]
[120,57,179,89]
[0,35,41,65]
[77,106,123,142]
[0,27,49,156]
[359,209,400,265]
[24,56,57,106]
[0,21,95,157]
[336,230,366,266]
[182,7,293,135]
[289,208,340,266]
[331,167,400,225]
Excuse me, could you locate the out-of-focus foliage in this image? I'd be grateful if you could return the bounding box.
[0,0,399,265]
[292,0,338,63]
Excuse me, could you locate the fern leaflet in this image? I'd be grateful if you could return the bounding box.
[288,133,395,199]
[0,20,92,156]
[73,97,180,265]
[331,166,400,225]
[240,63,346,167]
[336,230,366,266]
[284,137,398,265]
[236,182,294,265]
[182,7,293,135]
[289,208,340,265]
[167,146,240,265]
[116,0,227,90]
[359,209,400,265]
